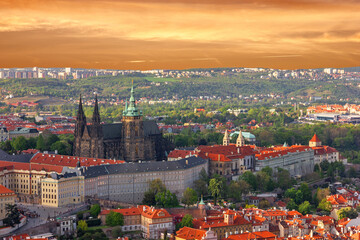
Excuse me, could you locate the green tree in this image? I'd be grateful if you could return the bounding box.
[176,214,193,230]
[36,134,45,151]
[261,166,273,177]
[155,190,179,208]
[208,176,225,205]
[77,220,88,232]
[194,179,208,197]
[106,211,124,227]
[276,169,292,190]
[300,183,312,202]
[241,171,257,191]
[298,201,311,215]
[286,199,297,211]
[3,204,21,227]
[90,204,101,217]
[12,136,28,151]
[318,199,332,212]
[320,160,330,171]
[142,179,166,205]
[295,190,304,205]
[182,188,198,207]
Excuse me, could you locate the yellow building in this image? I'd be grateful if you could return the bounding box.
[41,172,84,207]
[0,184,15,223]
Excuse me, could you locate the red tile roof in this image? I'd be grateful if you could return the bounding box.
[193,214,250,229]
[0,184,15,195]
[100,207,141,216]
[225,231,276,240]
[3,234,30,240]
[310,134,321,143]
[138,205,172,219]
[176,227,207,240]
[0,161,63,173]
[30,153,125,168]
[168,150,195,159]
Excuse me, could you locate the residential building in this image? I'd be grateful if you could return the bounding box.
[193,210,252,240]
[139,205,174,239]
[309,134,340,165]
[99,207,141,232]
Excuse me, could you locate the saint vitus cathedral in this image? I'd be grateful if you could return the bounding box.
[73,84,173,162]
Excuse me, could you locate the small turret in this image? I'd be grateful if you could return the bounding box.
[309,134,321,147]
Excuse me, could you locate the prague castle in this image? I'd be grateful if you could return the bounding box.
[73,84,172,162]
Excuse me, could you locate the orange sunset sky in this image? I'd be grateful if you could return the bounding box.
[0,0,359,70]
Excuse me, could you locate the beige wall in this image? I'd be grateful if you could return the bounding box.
[0,192,15,220]
[41,176,84,207]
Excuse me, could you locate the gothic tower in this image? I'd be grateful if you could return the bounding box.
[90,95,104,158]
[223,130,230,146]
[73,95,87,156]
[121,82,147,162]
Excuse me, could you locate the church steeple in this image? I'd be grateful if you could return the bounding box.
[91,95,102,138]
[223,130,230,146]
[236,130,245,147]
[75,94,87,137]
[123,80,142,117]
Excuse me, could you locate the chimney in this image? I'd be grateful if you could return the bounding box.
[218,154,221,161]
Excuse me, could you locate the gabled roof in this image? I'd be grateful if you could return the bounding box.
[138,205,172,219]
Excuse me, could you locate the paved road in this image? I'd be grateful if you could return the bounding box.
[14,203,87,233]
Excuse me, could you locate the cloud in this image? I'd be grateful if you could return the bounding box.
[0,0,359,69]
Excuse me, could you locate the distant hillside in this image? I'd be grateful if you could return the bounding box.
[0,73,359,103]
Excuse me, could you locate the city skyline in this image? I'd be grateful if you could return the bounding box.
[0,0,360,70]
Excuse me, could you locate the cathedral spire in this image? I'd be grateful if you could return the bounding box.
[91,95,102,138]
[123,80,142,117]
[92,94,101,124]
[75,94,87,137]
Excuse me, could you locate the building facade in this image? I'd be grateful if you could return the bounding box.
[41,171,84,207]
[73,86,173,162]
[83,156,208,203]
[0,185,15,225]
[255,145,314,177]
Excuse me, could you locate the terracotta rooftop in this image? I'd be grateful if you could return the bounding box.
[0,161,63,173]
[100,207,141,216]
[30,152,125,168]
[176,227,207,240]
[310,134,321,143]
[0,184,15,195]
